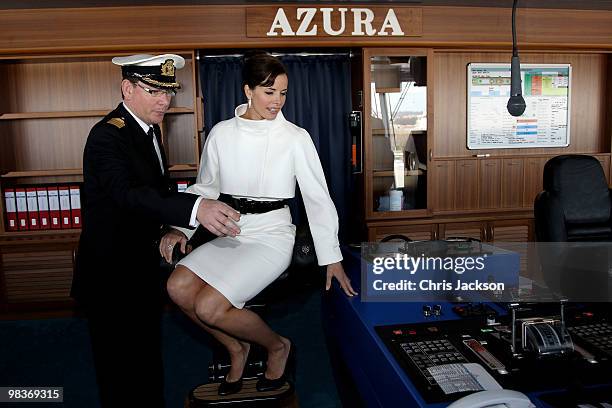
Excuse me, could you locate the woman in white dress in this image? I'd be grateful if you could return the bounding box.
[159,52,356,395]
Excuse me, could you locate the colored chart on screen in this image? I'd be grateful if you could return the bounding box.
[467,63,571,149]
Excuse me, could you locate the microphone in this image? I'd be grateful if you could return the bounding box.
[507,55,526,116]
[507,0,526,117]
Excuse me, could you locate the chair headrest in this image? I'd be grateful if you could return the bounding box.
[543,155,610,224]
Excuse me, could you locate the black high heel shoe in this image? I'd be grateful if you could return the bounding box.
[218,377,243,396]
[218,345,251,396]
[256,342,296,392]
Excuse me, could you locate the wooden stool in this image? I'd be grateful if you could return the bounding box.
[185,378,299,408]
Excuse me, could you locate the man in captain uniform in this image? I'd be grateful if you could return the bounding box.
[72,54,240,407]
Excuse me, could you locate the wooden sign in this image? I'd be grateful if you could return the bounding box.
[247,6,422,38]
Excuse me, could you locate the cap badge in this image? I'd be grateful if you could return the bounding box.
[161,59,175,77]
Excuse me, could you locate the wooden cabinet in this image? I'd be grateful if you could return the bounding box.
[0,52,201,311]
[439,221,487,241]
[439,218,531,244]
[426,154,611,216]
[488,219,533,275]
[501,158,524,208]
[455,160,478,210]
[489,219,532,242]
[369,223,437,242]
[479,159,501,209]
[431,160,454,211]
[1,245,75,304]
[523,157,548,208]
[370,217,532,244]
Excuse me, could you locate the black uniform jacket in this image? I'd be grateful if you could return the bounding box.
[72,103,198,306]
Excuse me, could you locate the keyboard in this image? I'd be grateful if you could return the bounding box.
[399,339,469,385]
[569,322,612,359]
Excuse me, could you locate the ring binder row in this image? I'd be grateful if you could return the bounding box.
[2,180,193,233]
[2,185,82,232]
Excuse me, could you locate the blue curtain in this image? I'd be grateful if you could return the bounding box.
[199,53,353,242]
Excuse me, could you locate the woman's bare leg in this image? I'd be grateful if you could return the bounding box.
[167,266,250,382]
[193,284,291,380]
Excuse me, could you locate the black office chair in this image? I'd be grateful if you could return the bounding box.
[534,154,612,242]
[533,155,612,301]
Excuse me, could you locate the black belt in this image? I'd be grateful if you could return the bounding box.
[218,193,287,214]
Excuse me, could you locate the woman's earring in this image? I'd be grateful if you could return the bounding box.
[248,98,252,109]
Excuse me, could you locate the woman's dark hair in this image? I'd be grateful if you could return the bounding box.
[242,51,287,89]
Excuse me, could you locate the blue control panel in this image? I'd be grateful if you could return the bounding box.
[322,247,612,408]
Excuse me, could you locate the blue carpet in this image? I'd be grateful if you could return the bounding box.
[0,289,341,408]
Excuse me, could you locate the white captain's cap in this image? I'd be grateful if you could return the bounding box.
[112,54,185,89]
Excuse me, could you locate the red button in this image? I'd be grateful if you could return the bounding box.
[393,329,403,335]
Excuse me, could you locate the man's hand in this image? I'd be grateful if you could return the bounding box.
[159,229,188,263]
[197,198,241,237]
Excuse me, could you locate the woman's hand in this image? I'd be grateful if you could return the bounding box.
[325,262,358,297]
[159,229,188,263]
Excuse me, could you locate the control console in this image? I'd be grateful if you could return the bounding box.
[375,303,612,405]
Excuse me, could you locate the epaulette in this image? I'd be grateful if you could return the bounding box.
[107,117,126,129]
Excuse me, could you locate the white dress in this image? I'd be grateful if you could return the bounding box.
[175,104,342,308]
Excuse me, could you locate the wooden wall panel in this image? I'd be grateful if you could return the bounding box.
[164,114,197,166]
[501,158,524,208]
[0,6,611,55]
[372,223,436,242]
[3,58,120,113]
[0,122,16,174]
[606,55,612,164]
[455,160,478,210]
[523,157,548,208]
[173,56,196,109]
[596,154,611,184]
[434,52,609,158]
[0,6,248,54]
[490,220,531,275]
[2,118,96,171]
[2,250,73,303]
[440,221,485,241]
[479,159,501,209]
[1,55,194,113]
[431,160,455,211]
